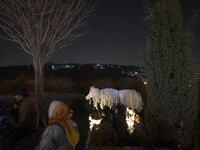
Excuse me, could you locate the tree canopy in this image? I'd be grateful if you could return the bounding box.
[144,0,198,147]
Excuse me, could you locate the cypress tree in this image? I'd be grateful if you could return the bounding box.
[144,0,198,148]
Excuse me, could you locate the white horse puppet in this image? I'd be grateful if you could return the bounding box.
[86,86,144,112]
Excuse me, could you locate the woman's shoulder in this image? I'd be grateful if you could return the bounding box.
[40,125,70,150]
[67,119,78,128]
[43,124,65,138]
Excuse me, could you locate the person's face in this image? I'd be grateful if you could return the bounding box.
[68,109,74,119]
[15,95,24,102]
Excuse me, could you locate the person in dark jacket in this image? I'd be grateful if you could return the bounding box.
[70,99,90,150]
[10,88,29,126]
[113,104,129,147]
[90,106,117,147]
[0,101,9,132]
[2,89,39,150]
[0,101,9,149]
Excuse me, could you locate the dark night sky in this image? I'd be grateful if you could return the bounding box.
[0,0,200,71]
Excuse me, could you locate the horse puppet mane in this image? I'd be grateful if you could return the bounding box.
[86,86,143,112]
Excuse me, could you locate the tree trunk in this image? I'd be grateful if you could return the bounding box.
[33,52,48,127]
[33,51,44,101]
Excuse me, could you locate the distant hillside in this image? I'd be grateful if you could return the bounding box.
[0,63,145,80]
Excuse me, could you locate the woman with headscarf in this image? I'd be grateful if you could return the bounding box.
[39,100,79,150]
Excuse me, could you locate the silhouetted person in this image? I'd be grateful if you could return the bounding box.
[70,99,90,150]
[0,101,9,149]
[130,114,141,146]
[10,89,28,126]
[90,106,117,147]
[113,104,129,147]
[0,101,9,132]
[67,108,80,150]
[2,89,39,150]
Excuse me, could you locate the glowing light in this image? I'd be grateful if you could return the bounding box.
[89,108,137,134]
[144,81,147,85]
[126,107,135,134]
[65,65,71,68]
[89,116,102,130]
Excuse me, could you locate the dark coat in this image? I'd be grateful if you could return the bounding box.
[70,99,90,150]
[89,116,117,147]
[0,101,9,132]
[15,96,39,129]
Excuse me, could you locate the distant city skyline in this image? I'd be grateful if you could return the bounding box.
[0,0,200,71]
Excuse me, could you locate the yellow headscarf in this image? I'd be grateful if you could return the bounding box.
[48,100,79,147]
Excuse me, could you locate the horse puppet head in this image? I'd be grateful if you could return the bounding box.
[85,86,100,100]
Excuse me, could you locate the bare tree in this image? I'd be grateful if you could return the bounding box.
[0,0,95,100]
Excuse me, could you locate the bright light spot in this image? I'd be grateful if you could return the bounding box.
[65,65,71,68]
[88,108,136,134]
[52,65,55,70]
[126,107,135,134]
[144,81,147,85]
[89,116,102,131]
